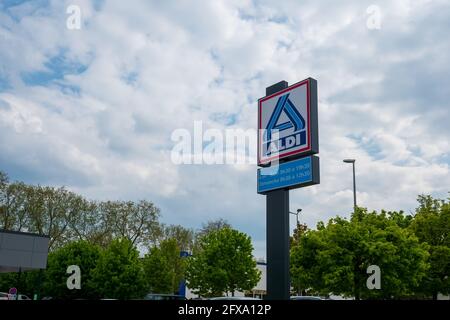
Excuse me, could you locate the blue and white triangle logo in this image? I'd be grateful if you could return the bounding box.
[265,93,305,142]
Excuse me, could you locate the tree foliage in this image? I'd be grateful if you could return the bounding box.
[290,222,309,294]
[89,238,147,299]
[410,195,450,299]
[161,224,195,253]
[143,238,186,294]
[2,169,448,300]
[44,241,101,299]
[97,200,161,247]
[290,222,308,247]
[186,227,260,297]
[0,269,42,299]
[197,218,231,238]
[0,170,162,250]
[291,208,429,299]
[0,239,149,300]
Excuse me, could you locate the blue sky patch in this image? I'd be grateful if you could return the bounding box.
[1,0,32,10]
[21,51,88,86]
[121,71,139,86]
[210,112,238,126]
[268,15,289,24]
[1,0,50,21]
[0,74,11,92]
[55,82,82,97]
[347,134,384,160]
[92,0,105,11]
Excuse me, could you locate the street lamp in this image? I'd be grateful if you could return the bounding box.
[343,159,357,211]
[289,208,302,225]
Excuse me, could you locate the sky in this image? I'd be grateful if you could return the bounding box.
[1,0,449,259]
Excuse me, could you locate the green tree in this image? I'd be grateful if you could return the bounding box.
[186,227,260,297]
[66,199,112,248]
[161,224,195,253]
[142,246,172,294]
[98,200,162,247]
[0,269,42,299]
[23,185,89,250]
[410,195,450,299]
[192,218,232,252]
[0,172,29,231]
[197,218,231,238]
[143,238,186,294]
[43,240,101,299]
[89,238,146,299]
[291,208,429,299]
[290,222,309,295]
[290,222,308,247]
[0,170,164,250]
[0,171,7,187]
[0,171,8,221]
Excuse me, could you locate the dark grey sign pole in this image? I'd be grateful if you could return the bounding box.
[265,81,291,300]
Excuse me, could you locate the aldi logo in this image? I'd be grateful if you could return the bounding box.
[258,78,318,166]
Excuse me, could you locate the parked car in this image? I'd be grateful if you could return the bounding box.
[290,295,323,300]
[143,293,186,300]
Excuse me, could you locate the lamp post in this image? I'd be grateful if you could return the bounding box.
[343,159,357,211]
[289,208,302,226]
[343,158,361,300]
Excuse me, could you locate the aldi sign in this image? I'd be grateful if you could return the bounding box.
[257,78,319,300]
[258,78,318,166]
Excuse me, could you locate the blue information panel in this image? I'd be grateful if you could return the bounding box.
[257,156,320,194]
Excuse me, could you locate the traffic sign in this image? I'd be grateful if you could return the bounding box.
[8,287,17,300]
